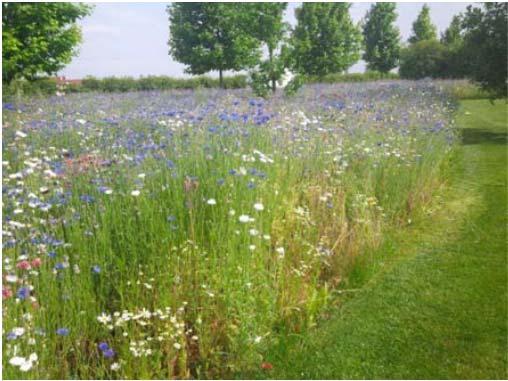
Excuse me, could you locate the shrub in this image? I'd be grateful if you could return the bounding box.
[306,71,399,84]
[283,74,306,97]
[399,40,448,79]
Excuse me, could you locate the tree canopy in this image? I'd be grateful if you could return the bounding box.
[167,3,261,87]
[291,2,362,77]
[249,3,289,93]
[461,2,508,97]
[2,2,91,83]
[408,4,437,43]
[362,3,400,73]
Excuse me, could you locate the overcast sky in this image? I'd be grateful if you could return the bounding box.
[60,2,476,79]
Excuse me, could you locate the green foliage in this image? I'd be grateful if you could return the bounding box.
[283,74,305,97]
[3,78,58,100]
[249,3,289,93]
[3,75,248,98]
[307,71,400,84]
[249,69,272,98]
[167,3,260,87]
[441,15,463,46]
[80,75,248,92]
[362,3,400,73]
[399,40,448,79]
[2,2,91,84]
[291,3,362,77]
[460,3,508,97]
[408,4,437,43]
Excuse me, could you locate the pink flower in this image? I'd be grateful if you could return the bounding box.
[3,287,13,299]
[31,258,42,268]
[16,260,31,270]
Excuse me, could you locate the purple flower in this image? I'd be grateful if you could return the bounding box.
[102,348,115,358]
[91,265,101,274]
[16,287,30,300]
[56,328,69,336]
[98,342,109,351]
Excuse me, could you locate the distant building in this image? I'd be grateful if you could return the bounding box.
[53,76,82,85]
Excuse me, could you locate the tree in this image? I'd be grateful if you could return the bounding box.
[399,40,447,79]
[362,3,400,73]
[249,3,289,93]
[440,15,468,79]
[291,2,362,77]
[441,15,463,46]
[461,2,507,97]
[167,3,260,88]
[2,2,91,84]
[408,4,437,43]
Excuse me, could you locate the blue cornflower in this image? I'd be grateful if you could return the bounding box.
[6,332,17,340]
[98,342,109,351]
[102,349,115,358]
[54,262,65,270]
[48,251,57,258]
[17,287,30,300]
[91,265,101,274]
[56,328,69,336]
[80,194,95,204]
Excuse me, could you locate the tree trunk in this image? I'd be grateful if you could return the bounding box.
[219,69,223,89]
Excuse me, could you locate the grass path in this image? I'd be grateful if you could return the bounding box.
[247,99,507,379]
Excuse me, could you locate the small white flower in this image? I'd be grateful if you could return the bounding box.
[97,312,112,324]
[276,247,285,258]
[76,119,87,125]
[9,357,25,366]
[254,202,264,211]
[254,336,262,344]
[111,362,121,371]
[138,173,146,179]
[249,245,256,251]
[15,131,27,138]
[249,229,259,236]
[239,215,250,223]
[13,327,25,337]
[6,274,18,283]
[104,189,113,195]
[228,209,236,216]
[173,342,182,350]
[207,198,216,205]
[131,190,141,197]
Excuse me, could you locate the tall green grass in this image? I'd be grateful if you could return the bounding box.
[2,83,457,379]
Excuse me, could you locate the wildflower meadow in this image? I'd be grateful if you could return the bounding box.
[2,81,459,378]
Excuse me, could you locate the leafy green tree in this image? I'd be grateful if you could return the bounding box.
[291,2,362,78]
[249,3,289,93]
[168,3,261,88]
[2,2,91,84]
[461,2,507,97]
[440,15,468,79]
[399,40,447,79]
[362,3,400,73]
[441,15,463,46]
[408,4,437,43]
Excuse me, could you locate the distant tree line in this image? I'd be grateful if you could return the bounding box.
[167,2,507,97]
[2,2,507,97]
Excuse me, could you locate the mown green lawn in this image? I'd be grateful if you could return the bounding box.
[243,99,508,379]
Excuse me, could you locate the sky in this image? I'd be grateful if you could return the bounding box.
[60,2,476,79]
